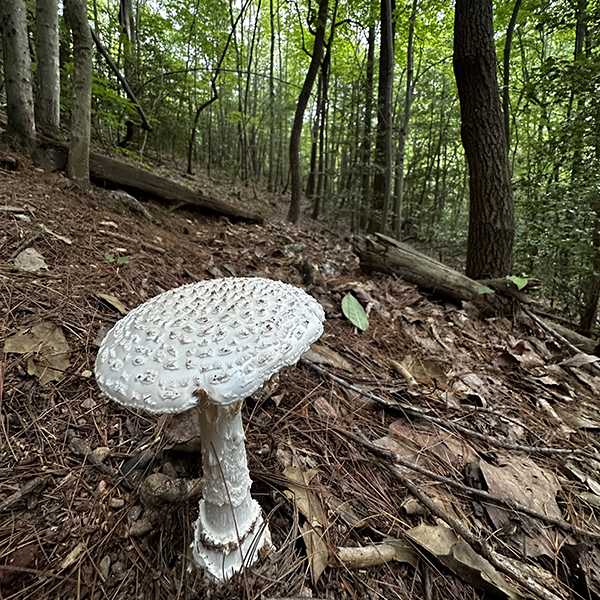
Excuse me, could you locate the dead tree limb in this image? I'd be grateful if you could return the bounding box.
[89,27,151,132]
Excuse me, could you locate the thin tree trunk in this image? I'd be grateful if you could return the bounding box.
[267,0,276,191]
[453,0,515,279]
[393,0,417,238]
[312,0,338,220]
[186,0,250,175]
[65,0,93,184]
[502,0,522,146]
[306,75,322,199]
[287,0,329,224]
[0,0,36,153]
[35,0,60,133]
[360,25,376,231]
[372,0,395,233]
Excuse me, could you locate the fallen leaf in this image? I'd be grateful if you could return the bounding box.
[406,523,518,599]
[341,293,369,331]
[97,293,129,315]
[479,457,562,559]
[579,492,600,508]
[38,223,72,244]
[283,467,327,528]
[59,541,86,571]
[5,322,71,384]
[313,396,339,420]
[300,522,329,585]
[303,344,353,371]
[14,248,48,272]
[559,353,600,368]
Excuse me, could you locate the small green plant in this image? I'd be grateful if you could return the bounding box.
[341,293,369,331]
[105,253,130,265]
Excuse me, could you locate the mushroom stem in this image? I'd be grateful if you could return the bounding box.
[192,392,271,581]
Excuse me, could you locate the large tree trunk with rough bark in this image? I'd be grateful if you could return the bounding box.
[35,0,61,133]
[0,0,36,153]
[453,0,515,279]
[64,0,93,185]
[287,0,329,224]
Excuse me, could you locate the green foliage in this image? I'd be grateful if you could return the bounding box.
[477,285,495,295]
[506,275,528,291]
[105,253,130,265]
[341,293,369,331]
[53,0,600,328]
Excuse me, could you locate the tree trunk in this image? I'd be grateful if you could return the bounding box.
[0,0,36,153]
[267,0,276,191]
[359,25,376,231]
[306,75,322,200]
[392,0,418,239]
[287,0,329,224]
[502,0,522,146]
[65,0,93,185]
[372,0,395,234]
[35,0,60,133]
[453,0,515,279]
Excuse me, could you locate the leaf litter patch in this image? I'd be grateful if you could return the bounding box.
[0,150,600,600]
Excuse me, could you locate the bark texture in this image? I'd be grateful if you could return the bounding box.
[454,0,515,279]
[372,0,395,233]
[287,0,329,224]
[0,0,36,153]
[65,0,93,184]
[35,0,61,132]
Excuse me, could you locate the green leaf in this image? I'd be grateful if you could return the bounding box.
[506,275,528,290]
[477,285,495,295]
[341,293,369,331]
[117,256,129,265]
[104,253,115,263]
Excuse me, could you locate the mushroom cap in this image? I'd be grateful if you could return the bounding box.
[95,277,325,413]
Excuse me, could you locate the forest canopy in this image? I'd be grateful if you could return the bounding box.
[1,0,599,333]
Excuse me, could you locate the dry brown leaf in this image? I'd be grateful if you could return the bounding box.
[5,321,71,384]
[14,247,48,272]
[313,396,339,420]
[479,457,562,559]
[303,343,353,371]
[283,467,327,528]
[387,421,478,468]
[406,523,518,599]
[97,293,129,315]
[300,522,329,585]
[559,353,600,368]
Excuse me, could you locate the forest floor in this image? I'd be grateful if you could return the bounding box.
[1,144,600,600]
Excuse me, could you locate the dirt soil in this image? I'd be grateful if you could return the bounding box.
[1,147,600,600]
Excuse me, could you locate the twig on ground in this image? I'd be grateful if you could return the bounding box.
[99,229,166,254]
[524,307,600,377]
[385,462,565,600]
[0,476,47,513]
[328,423,600,542]
[11,231,42,258]
[304,359,598,459]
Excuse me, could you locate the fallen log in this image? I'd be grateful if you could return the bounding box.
[33,138,260,223]
[356,233,489,308]
[357,233,599,357]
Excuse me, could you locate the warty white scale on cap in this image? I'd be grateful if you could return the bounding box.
[95,277,325,412]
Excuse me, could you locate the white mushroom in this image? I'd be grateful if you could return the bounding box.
[95,277,325,581]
